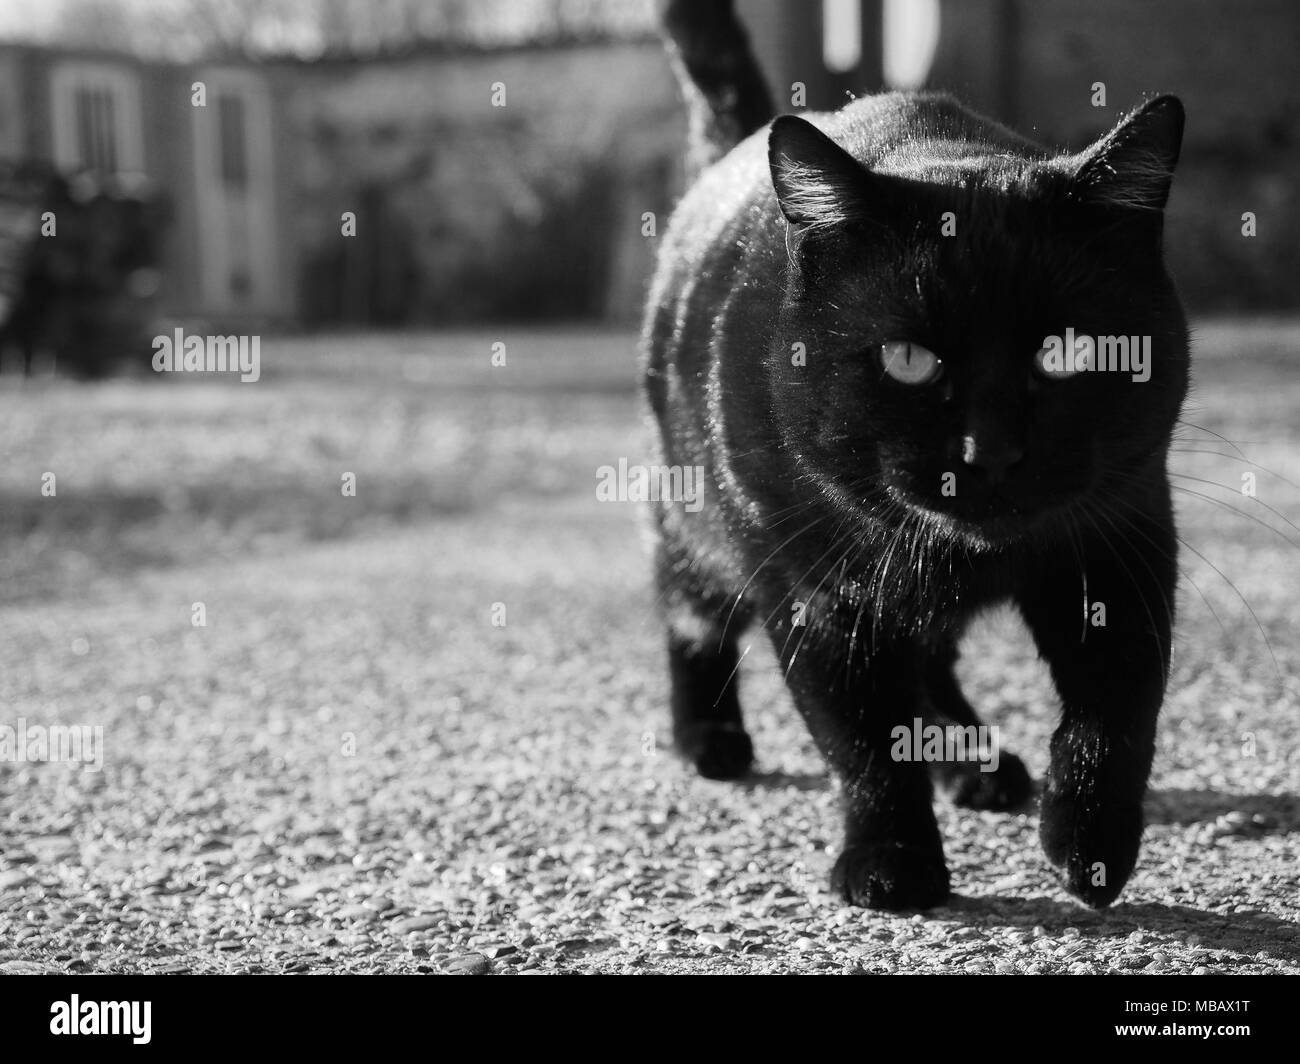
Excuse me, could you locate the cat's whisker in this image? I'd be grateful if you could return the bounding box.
[1168,527,1284,682]
[1099,475,1284,680]
[1086,490,1232,648]
[1166,472,1300,544]
[1071,500,1176,686]
[719,511,834,649]
[1169,446,1300,493]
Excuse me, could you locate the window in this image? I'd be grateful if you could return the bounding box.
[822,0,863,74]
[50,63,143,174]
[73,85,118,172]
[883,0,941,90]
[217,93,248,190]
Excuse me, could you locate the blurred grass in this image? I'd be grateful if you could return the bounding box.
[0,327,641,602]
[0,319,1296,607]
[0,318,1297,686]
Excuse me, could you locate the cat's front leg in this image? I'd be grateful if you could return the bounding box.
[1018,503,1177,907]
[767,614,949,910]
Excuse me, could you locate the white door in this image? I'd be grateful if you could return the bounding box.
[192,69,278,315]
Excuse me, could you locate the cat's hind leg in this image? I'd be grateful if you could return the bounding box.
[921,637,1034,811]
[655,537,755,781]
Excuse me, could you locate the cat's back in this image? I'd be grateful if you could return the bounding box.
[646,91,1046,327]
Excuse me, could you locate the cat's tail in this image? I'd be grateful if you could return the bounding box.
[659,0,775,179]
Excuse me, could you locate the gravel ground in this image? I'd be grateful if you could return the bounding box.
[0,323,1296,975]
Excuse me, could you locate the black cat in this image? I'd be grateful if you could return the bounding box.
[644,0,1188,910]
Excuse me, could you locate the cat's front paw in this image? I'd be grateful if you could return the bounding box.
[934,751,1034,811]
[831,841,950,911]
[1040,790,1143,907]
[674,721,754,780]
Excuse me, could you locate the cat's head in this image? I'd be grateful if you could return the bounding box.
[764,95,1189,547]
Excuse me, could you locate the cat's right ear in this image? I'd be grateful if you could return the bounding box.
[768,115,877,230]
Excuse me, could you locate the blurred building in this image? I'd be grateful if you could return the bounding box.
[741,0,1300,312]
[0,37,681,328]
[0,0,1296,328]
[0,43,288,324]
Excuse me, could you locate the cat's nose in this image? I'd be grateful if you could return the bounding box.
[961,434,1024,480]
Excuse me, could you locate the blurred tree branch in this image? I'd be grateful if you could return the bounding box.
[44,0,656,60]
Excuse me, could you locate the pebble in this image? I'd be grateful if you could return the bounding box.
[445,954,490,975]
[0,960,58,974]
[284,882,328,904]
[697,932,733,950]
[392,915,442,935]
[0,869,33,889]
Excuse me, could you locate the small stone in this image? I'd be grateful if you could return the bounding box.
[795,937,817,951]
[0,869,33,890]
[697,932,733,950]
[1193,966,1212,975]
[392,915,441,935]
[445,953,490,975]
[284,882,328,904]
[0,960,58,974]
[482,944,517,959]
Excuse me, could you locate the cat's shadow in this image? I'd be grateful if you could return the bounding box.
[765,777,1300,961]
[739,769,830,792]
[940,893,1300,964]
[1144,787,1300,830]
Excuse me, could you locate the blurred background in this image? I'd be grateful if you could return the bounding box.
[0,1,1297,975]
[0,0,1296,363]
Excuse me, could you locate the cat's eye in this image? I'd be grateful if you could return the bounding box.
[880,341,942,385]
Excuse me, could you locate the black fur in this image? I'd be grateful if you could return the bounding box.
[658,0,774,179]
[645,11,1188,911]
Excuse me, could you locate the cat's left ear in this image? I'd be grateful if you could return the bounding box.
[768,115,882,230]
[1071,94,1184,211]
